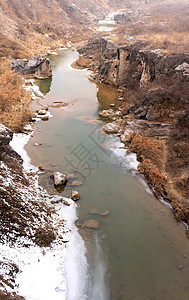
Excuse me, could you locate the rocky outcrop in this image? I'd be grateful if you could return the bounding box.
[78,36,189,88]
[11,55,52,79]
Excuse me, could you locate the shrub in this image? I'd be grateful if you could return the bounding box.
[0,59,32,132]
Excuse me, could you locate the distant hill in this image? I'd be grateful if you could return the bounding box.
[0,0,111,58]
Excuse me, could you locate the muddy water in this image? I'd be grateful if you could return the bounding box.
[26,49,189,300]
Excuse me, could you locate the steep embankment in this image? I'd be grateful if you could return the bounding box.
[0,0,111,58]
[76,35,189,225]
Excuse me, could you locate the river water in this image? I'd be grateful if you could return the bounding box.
[25,48,189,300]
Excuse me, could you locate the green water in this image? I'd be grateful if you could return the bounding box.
[26,49,189,300]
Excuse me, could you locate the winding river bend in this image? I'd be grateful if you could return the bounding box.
[26,49,189,299]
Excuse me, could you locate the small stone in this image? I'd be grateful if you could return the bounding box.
[63,200,70,206]
[38,110,47,115]
[99,109,114,118]
[82,219,99,230]
[38,165,44,171]
[110,103,115,107]
[67,173,77,179]
[40,115,49,121]
[71,190,80,201]
[118,97,124,101]
[71,180,82,186]
[101,234,107,240]
[90,208,99,215]
[100,210,110,216]
[54,172,67,186]
[178,264,184,270]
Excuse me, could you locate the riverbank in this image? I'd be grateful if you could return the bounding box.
[74,35,189,226]
[0,118,89,299]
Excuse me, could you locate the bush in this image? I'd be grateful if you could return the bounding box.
[0,60,32,132]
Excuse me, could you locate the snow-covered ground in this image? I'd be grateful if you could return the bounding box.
[0,130,88,300]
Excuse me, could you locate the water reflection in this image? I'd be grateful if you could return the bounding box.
[35,77,52,94]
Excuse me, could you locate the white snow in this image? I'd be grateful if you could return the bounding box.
[1,128,88,299]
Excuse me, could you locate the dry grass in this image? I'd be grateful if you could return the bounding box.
[128,132,164,168]
[0,59,32,132]
[126,132,168,196]
[115,0,189,54]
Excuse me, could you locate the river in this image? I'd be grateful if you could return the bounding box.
[24,46,189,300]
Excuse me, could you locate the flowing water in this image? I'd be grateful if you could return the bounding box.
[26,49,189,300]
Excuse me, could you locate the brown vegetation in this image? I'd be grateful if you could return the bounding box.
[127,132,164,168]
[114,0,189,54]
[0,60,32,132]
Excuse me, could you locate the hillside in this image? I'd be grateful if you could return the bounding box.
[0,0,111,58]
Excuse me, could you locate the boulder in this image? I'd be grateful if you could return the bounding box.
[99,109,114,118]
[0,124,13,146]
[103,123,120,134]
[40,115,49,121]
[54,172,67,186]
[135,107,147,119]
[82,219,99,230]
[145,109,159,121]
[175,62,189,74]
[71,190,80,201]
[11,55,52,79]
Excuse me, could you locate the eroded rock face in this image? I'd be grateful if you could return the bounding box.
[78,37,189,88]
[11,55,52,79]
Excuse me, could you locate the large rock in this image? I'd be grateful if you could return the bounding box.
[99,109,114,118]
[71,190,80,201]
[54,172,67,187]
[11,55,52,79]
[103,122,120,134]
[0,124,13,146]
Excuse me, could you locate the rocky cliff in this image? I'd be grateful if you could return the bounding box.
[78,36,189,88]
